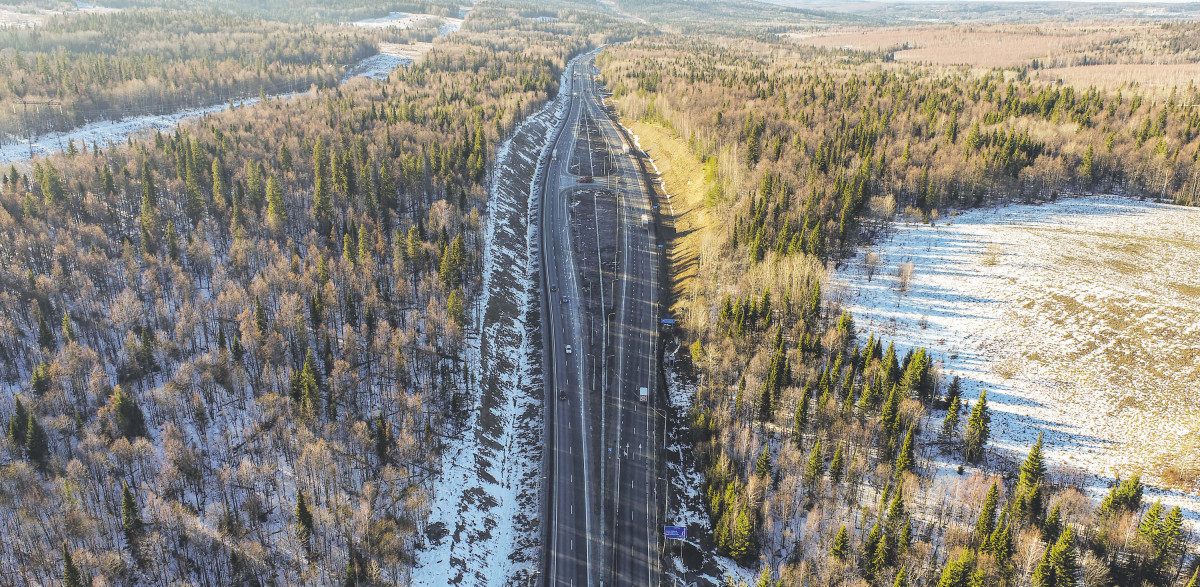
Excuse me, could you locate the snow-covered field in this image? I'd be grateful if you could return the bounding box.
[347,11,463,35]
[0,2,117,28]
[834,196,1200,519]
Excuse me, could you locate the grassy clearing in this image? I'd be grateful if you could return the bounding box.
[624,120,711,319]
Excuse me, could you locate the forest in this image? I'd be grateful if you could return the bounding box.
[601,34,1199,585]
[0,4,650,584]
[0,8,449,140]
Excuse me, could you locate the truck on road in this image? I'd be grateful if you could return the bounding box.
[639,387,648,403]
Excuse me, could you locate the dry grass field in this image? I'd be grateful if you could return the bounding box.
[790,23,1200,91]
[625,120,712,319]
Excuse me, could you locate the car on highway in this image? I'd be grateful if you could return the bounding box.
[565,345,573,354]
[559,390,567,401]
[639,387,648,403]
[561,295,569,303]
[550,284,558,292]
[577,176,593,183]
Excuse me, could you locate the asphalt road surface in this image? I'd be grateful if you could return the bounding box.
[539,49,661,586]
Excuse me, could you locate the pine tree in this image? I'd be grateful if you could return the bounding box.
[975,482,999,545]
[1184,569,1197,587]
[964,391,990,463]
[62,542,82,587]
[831,524,850,560]
[25,411,50,469]
[893,567,908,587]
[894,424,917,475]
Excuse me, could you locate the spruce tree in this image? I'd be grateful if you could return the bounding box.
[803,440,824,486]
[60,310,74,342]
[893,567,908,587]
[894,424,917,475]
[111,386,147,440]
[975,482,999,545]
[755,445,772,478]
[831,525,850,560]
[829,443,845,484]
[62,542,82,587]
[296,490,314,545]
[8,397,29,448]
[793,390,810,447]
[1042,504,1062,544]
[30,362,51,396]
[964,391,990,463]
[941,395,961,444]
[1018,432,1047,492]
[25,411,50,468]
[38,313,56,350]
[121,482,143,548]
[1098,475,1143,517]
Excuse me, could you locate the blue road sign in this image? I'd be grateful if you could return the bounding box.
[664,526,687,540]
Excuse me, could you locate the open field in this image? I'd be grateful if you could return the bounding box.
[787,25,1089,68]
[789,22,1200,90]
[836,196,1200,517]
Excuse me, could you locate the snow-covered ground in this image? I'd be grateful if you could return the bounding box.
[834,196,1200,522]
[410,60,575,587]
[0,2,117,28]
[0,96,287,163]
[347,11,464,35]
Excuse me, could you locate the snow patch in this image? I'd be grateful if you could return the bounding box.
[834,195,1200,528]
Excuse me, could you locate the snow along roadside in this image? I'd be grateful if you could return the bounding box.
[410,59,576,586]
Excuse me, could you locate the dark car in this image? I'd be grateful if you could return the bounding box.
[550,285,558,292]
[558,390,567,401]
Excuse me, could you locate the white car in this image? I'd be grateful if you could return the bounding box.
[565,345,573,354]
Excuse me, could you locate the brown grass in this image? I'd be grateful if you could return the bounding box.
[624,120,710,320]
[1037,63,1200,91]
[787,25,1093,68]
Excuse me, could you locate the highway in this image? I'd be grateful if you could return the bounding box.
[539,49,661,586]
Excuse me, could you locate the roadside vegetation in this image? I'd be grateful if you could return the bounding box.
[601,33,1199,585]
